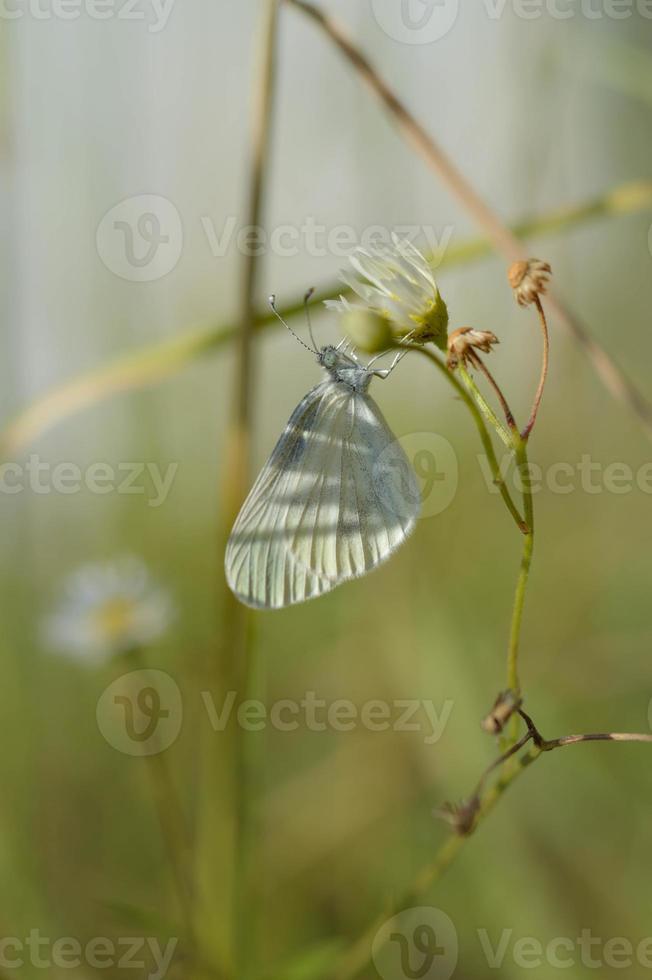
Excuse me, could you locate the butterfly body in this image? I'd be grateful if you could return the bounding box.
[225,344,419,609]
[318,345,372,392]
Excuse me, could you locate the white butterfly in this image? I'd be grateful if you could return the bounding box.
[225,299,420,609]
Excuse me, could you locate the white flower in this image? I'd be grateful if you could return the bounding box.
[43,556,174,663]
[325,234,449,348]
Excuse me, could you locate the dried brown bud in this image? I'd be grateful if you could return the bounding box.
[481,690,523,735]
[508,259,551,307]
[434,797,480,836]
[446,326,499,370]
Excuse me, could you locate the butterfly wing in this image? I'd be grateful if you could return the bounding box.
[225,379,420,608]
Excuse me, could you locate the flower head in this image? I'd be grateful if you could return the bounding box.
[43,556,174,663]
[446,326,499,370]
[481,690,522,735]
[508,259,551,307]
[325,235,449,350]
[434,797,480,836]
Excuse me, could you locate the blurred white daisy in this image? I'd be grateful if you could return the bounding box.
[43,556,174,663]
[325,234,449,350]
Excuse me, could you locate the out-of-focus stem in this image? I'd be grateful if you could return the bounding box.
[197,2,281,977]
[229,6,280,979]
[226,4,280,978]
[121,649,195,946]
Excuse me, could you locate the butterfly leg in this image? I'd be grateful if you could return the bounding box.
[337,338,360,361]
[371,347,409,379]
[368,328,417,377]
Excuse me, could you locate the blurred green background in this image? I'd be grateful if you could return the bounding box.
[1,0,652,978]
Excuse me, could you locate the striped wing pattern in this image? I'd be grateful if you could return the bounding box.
[225,379,420,608]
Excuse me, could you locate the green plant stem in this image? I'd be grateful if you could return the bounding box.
[332,744,542,980]
[458,364,513,449]
[229,4,280,978]
[332,715,652,980]
[506,438,535,696]
[522,295,550,439]
[468,350,517,433]
[196,3,280,977]
[121,649,195,946]
[406,345,527,534]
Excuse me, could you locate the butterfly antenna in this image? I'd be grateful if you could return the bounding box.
[303,288,319,351]
[269,295,318,355]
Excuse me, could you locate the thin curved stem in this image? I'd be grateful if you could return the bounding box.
[522,296,550,440]
[458,363,513,449]
[468,350,518,432]
[406,344,528,534]
[518,710,652,750]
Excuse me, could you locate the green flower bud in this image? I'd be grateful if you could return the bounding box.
[341,309,394,354]
[411,292,449,352]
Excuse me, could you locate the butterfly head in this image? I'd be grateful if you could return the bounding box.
[317,345,341,370]
[318,345,372,391]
